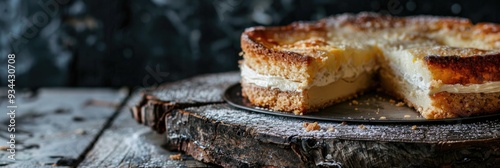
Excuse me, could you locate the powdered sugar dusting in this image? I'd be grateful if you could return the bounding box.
[184,104,500,142]
[148,72,240,102]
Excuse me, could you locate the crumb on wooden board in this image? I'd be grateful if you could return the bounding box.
[358,124,366,130]
[412,125,417,130]
[169,154,182,160]
[303,122,321,132]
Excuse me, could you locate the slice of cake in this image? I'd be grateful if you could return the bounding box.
[240,23,379,115]
[240,12,500,119]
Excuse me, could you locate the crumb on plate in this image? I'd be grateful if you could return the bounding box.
[395,102,405,107]
[389,99,396,104]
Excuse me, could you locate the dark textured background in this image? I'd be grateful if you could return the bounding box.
[1,0,499,88]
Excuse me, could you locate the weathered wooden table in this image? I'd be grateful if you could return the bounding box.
[0,88,209,167]
[1,72,500,167]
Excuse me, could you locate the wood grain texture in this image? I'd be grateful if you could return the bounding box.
[0,89,126,168]
[134,72,500,167]
[131,72,240,133]
[79,91,210,168]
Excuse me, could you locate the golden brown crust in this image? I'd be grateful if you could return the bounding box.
[242,12,500,49]
[240,39,311,82]
[241,25,325,82]
[321,12,468,32]
[241,30,312,65]
[431,92,500,118]
[241,22,326,65]
[473,23,500,34]
[327,12,500,36]
[425,54,500,85]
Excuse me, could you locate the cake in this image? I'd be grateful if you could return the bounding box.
[239,12,500,119]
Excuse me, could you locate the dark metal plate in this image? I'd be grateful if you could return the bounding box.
[223,83,500,124]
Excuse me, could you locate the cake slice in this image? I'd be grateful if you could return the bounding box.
[240,23,379,115]
[240,12,500,119]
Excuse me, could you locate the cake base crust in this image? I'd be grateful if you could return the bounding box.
[431,92,500,117]
[241,81,306,115]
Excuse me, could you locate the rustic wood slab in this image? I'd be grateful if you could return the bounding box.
[79,91,210,167]
[166,105,500,167]
[0,89,126,167]
[134,72,500,167]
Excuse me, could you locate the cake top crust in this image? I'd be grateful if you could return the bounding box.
[242,12,500,57]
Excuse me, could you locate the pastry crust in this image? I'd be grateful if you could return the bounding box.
[241,25,326,84]
[241,80,307,115]
[431,92,500,117]
[425,54,500,85]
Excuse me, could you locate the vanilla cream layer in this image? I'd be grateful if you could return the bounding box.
[435,82,500,94]
[243,62,500,94]
[241,64,373,92]
[383,49,500,94]
[240,64,301,91]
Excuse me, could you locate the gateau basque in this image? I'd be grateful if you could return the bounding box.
[239,12,500,119]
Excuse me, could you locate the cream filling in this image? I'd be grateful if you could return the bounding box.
[434,82,500,94]
[313,60,377,87]
[242,61,500,94]
[240,64,301,91]
[392,70,500,94]
[379,70,435,118]
[307,72,373,107]
[240,64,372,92]
[393,71,500,94]
[382,49,432,91]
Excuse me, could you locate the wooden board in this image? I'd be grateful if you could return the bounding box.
[133,72,500,167]
[79,90,210,167]
[0,89,126,167]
